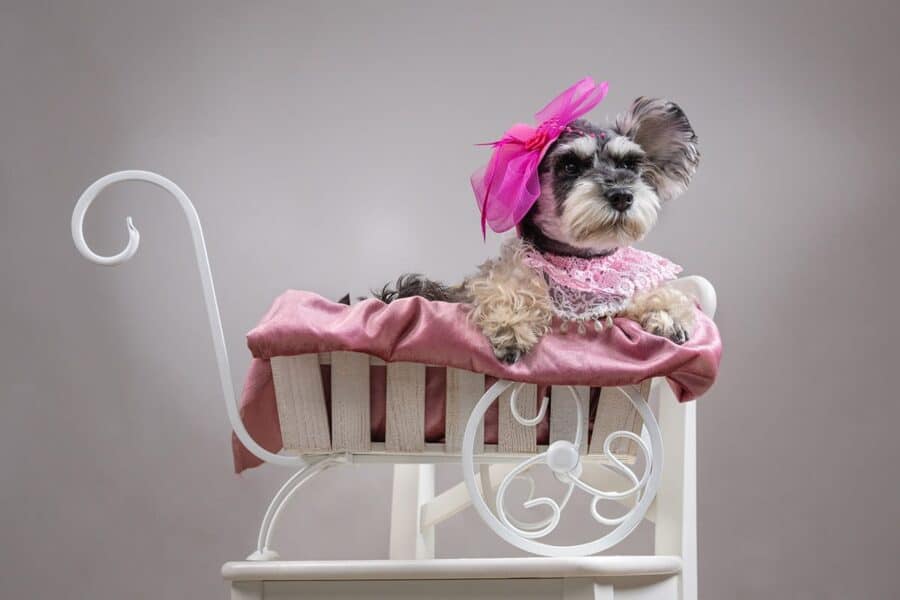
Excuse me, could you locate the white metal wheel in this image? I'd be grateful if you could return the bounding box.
[460,380,664,556]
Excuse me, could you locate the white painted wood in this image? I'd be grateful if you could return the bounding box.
[550,385,590,453]
[262,578,558,600]
[255,576,683,600]
[614,575,679,600]
[498,383,538,453]
[271,355,331,451]
[640,379,653,402]
[668,275,717,320]
[389,464,435,560]
[288,449,636,468]
[318,353,445,367]
[648,275,713,600]
[281,444,635,465]
[385,362,426,452]
[445,368,485,453]
[420,464,513,529]
[625,385,647,456]
[654,377,697,600]
[590,387,642,457]
[271,356,301,450]
[318,352,386,366]
[229,580,263,600]
[635,379,654,458]
[222,556,683,581]
[563,578,614,600]
[330,351,371,452]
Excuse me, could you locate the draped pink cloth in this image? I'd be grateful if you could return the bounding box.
[233,291,722,473]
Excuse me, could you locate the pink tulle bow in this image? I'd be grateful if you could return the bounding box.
[471,77,610,236]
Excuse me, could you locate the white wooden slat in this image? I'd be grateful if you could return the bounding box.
[640,378,653,401]
[271,355,331,451]
[318,352,387,366]
[284,443,638,465]
[271,356,300,450]
[589,387,641,457]
[654,377,698,600]
[624,379,652,455]
[549,385,589,454]
[389,464,435,559]
[444,368,485,453]
[563,579,614,600]
[498,383,538,453]
[318,352,447,367]
[609,382,650,456]
[330,351,371,452]
[385,362,426,452]
[622,404,642,456]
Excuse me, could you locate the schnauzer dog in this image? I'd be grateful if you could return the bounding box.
[378,96,699,364]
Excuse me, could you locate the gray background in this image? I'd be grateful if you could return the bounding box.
[2,1,899,598]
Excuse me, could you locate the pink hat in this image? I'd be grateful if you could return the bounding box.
[471,77,609,236]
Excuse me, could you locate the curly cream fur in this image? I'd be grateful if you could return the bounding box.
[466,240,554,362]
[622,284,696,344]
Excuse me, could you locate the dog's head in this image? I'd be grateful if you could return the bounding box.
[520,98,699,255]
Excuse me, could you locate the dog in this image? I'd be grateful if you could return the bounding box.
[377,89,699,364]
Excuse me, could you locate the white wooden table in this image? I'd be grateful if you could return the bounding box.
[222,557,682,599]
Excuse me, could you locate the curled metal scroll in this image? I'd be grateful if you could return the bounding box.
[461,380,663,556]
[72,170,303,467]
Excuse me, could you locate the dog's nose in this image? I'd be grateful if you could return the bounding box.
[607,190,633,212]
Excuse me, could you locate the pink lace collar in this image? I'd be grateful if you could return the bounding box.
[522,246,682,327]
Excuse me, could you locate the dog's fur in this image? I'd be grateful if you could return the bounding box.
[378,97,700,363]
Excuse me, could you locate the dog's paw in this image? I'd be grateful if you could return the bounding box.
[640,310,691,344]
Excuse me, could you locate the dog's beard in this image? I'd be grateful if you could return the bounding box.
[559,180,660,249]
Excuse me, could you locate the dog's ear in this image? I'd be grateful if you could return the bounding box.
[614,97,699,202]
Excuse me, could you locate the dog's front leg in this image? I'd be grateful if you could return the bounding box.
[622,284,696,344]
[467,243,553,364]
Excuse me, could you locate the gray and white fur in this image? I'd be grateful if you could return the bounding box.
[378,97,700,363]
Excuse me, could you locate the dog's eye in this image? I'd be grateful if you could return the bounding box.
[618,158,639,171]
[563,161,580,175]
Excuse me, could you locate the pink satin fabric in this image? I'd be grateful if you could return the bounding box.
[233,291,722,473]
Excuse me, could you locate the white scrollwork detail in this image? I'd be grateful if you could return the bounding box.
[461,380,664,556]
[502,473,576,535]
[248,454,347,561]
[72,171,304,468]
[495,453,575,539]
[509,384,550,427]
[496,384,650,536]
